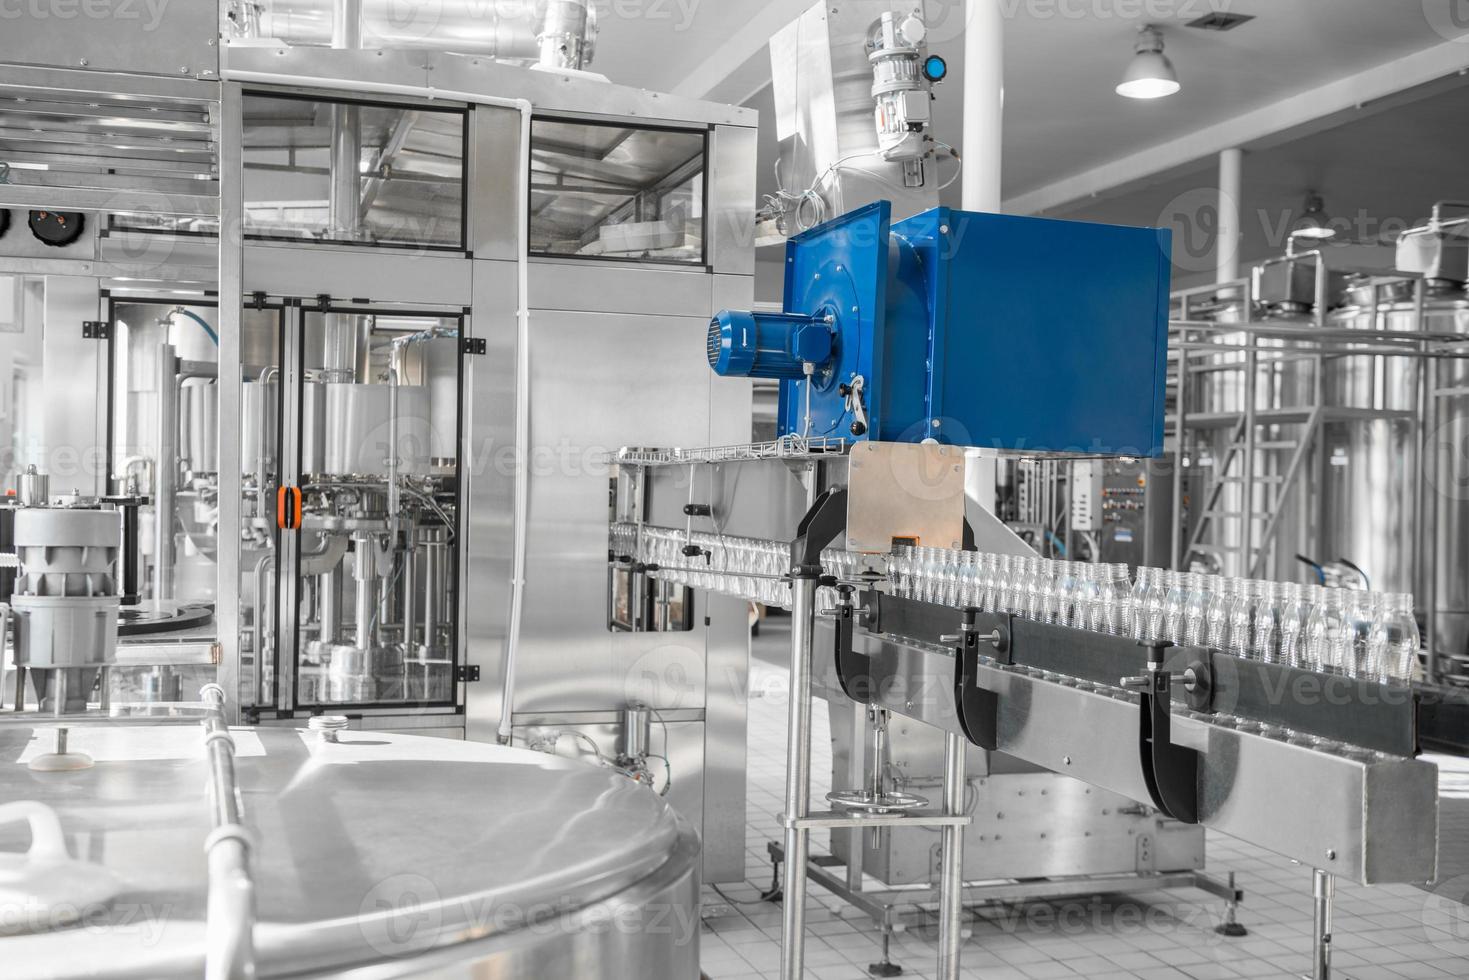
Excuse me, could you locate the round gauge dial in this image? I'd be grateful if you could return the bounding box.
[28,209,86,247]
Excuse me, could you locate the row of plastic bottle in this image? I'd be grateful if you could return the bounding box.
[887,547,1419,685]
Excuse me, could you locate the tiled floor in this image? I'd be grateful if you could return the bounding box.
[698,618,1469,980]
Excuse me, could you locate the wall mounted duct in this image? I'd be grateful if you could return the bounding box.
[239,0,598,70]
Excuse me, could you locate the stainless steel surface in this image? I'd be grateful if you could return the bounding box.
[0,66,220,217]
[0,720,701,979]
[846,441,967,553]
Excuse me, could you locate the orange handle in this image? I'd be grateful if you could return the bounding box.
[276,486,302,530]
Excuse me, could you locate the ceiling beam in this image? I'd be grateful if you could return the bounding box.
[667,0,812,103]
[1004,37,1469,217]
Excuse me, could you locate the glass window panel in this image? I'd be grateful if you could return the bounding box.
[530,119,706,264]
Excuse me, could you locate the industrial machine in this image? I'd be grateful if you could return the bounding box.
[0,1,758,976]
[606,196,1439,980]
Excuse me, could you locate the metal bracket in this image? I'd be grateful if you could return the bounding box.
[789,486,848,575]
[832,586,875,704]
[953,609,1003,750]
[314,293,331,312]
[250,291,268,310]
[460,337,487,356]
[1134,645,1203,824]
[457,664,481,683]
[82,320,109,340]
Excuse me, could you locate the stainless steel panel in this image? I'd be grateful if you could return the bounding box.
[463,259,517,742]
[709,126,758,277]
[0,5,218,79]
[512,308,713,714]
[468,105,525,262]
[847,441,966,553]
[242,243,473,307]
[811,628,1438,885]
[41,275,105,495]
[528,261,712,316]
[703,592,751,882]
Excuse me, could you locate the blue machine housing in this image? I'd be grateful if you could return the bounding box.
[722,201,1173,456]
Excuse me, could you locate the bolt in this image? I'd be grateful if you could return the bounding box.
[1064,755,1072,765]
[79,58,89,66]
[940,224,950,234]
[931,419,941,429]
[1326,849,1337,861]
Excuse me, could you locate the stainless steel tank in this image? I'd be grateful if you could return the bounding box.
[0,721,701,978]
[1424,298,1469,666]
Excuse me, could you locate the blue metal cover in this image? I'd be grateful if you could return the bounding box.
[775,202,1172,456]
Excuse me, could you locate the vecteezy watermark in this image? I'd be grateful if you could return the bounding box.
[1421,873,1469,956]
[1423,0,1469,43]
[0,0,172,30]
[921,0,1239,43]
[357,875,702,959]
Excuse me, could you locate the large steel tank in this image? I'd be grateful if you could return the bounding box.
[0,722,701,978]
[1423,298,1469,666]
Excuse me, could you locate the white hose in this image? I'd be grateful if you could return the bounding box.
[219,68,535,746]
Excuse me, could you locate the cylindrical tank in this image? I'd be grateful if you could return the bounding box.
[1423,298,1469,665]
[303,383,433,478]
[0,723,700,979]
[10,507,121,712]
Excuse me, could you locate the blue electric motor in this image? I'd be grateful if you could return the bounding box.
[706,310,835,380]
[706,200,1173,456]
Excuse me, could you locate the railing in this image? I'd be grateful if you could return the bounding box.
[199,684,256,980]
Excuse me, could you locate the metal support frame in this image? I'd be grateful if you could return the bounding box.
[779,493,970,980]
[768,841,1240,936]
[1311,869,1334,980]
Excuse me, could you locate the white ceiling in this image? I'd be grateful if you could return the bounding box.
[594,0,1469,215]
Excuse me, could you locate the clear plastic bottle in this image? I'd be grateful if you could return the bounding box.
[1205,577,1233,649]
[1162,570,1188,645]
[942,550,963,607]
[1143,568,1169,644]
[1226,579,1256,658]
[978,553,998,612]
[1183,572,1210,646]
[1129,567,1150,640]
[1336,590,1374,679]
[1277,582,1309,669]
[1025,558,1049,622]
[1097,563,1131,636]
[1369,593,1420,684]
[1304,586,1338,671]
[996,555,1015,614]
[1251,581,1283,664]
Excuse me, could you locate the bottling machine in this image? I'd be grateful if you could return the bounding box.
[608,195,1440,980]
[0,1,756,976]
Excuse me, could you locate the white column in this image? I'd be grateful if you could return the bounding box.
[1217,147,1243,285]
[962,0,1004,213]
[963,0,1004,514]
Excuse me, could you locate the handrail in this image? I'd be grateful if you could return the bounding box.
[199,684,256,980]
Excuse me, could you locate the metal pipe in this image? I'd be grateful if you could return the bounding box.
[354,535,376,651]
[961,0,1003,213]
[255,367,277,512]
[386,366,401,537]
[1171,328,1189,569]
[200,684,256,980]
[402,529,417,656]
[1241,342,1258,571]
[937,731,966,980]
[1312,868,1334,980]
[154,342,179,602]
[780,572,818,980]
[319,566,340,646]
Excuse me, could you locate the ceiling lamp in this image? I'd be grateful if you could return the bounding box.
[1291,192,1337,240]
[1116,26,1181,99]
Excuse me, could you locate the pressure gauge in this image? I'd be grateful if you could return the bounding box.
[923,55,949,84]
[28,209,85,248]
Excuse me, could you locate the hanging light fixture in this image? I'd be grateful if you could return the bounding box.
[1291,191,1337,241]
[1116,25,1180,99]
